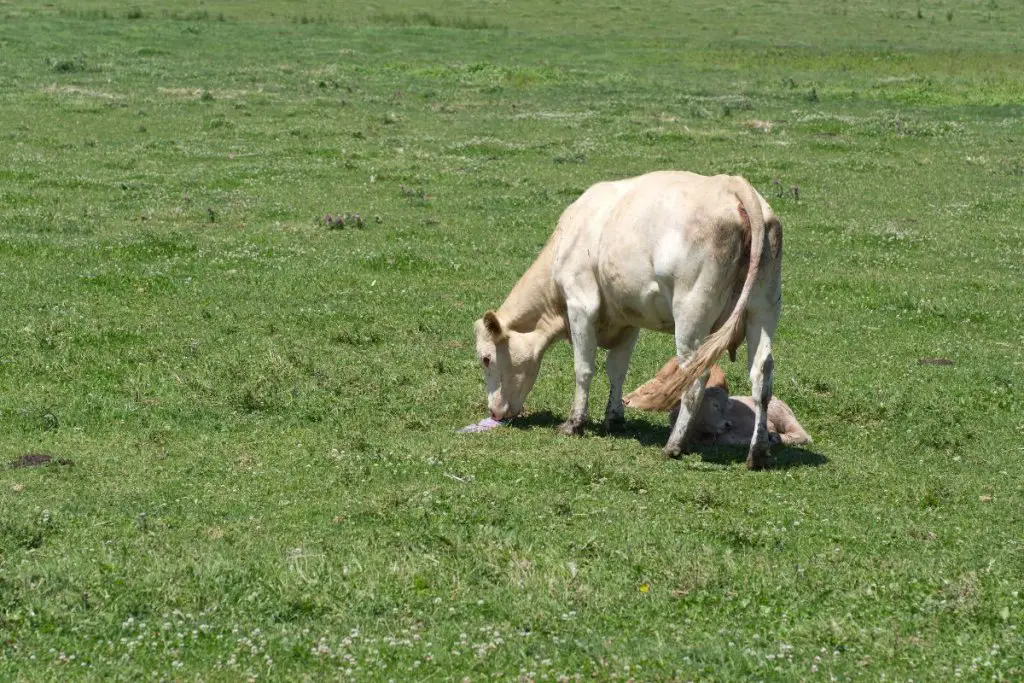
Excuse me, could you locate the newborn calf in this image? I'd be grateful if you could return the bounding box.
[686,365,811,446]
[628,362,811,447]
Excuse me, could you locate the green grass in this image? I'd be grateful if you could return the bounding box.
[1,0,1023,679]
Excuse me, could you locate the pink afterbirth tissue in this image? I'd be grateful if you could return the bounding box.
[457,416,508,433]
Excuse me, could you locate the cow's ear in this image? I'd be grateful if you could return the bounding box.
[482,310,506,341]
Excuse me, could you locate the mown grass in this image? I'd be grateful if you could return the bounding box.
[1,0,1022,680]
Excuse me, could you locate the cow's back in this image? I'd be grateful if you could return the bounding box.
[550,178,637,271]
[595,172,750,329]
[549,170,761,340]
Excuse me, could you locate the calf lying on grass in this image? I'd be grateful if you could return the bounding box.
[626,360,811,448]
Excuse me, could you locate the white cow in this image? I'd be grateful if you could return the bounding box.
[473,171,783,468]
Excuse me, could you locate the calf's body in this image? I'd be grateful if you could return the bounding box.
[677,364,812,447]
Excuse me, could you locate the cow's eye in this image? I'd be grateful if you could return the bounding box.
[482,355,491,368]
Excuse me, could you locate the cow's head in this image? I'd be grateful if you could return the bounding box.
[473,310,542,420]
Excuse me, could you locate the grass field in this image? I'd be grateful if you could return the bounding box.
[1,0,1023,679]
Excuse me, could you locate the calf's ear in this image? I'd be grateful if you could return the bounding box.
[707,364,729,393]
[482,310,506,341]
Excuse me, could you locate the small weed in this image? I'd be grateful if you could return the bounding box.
[204,116,230,130]
[400,185,430,204]
[692,485,719,510]
[919,484,950,509]
[48,55,86,73]
[42,410,60,431]
[553,153,587,164]
[321,212,364,229]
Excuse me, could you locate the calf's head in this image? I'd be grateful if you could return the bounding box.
[473,310,542,420]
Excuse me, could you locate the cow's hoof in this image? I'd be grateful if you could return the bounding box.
[662,444,683,460]
[746,448,772,470]
[602,415,626,434]
[557,419,585,436]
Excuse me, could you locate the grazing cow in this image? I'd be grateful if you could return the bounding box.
[473,171,783,468]
[629,362,811,447]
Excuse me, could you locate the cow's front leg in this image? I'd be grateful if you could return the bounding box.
[603,328,639,433]
[558,305,598,436]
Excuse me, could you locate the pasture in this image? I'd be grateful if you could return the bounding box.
[1,0,1023,679]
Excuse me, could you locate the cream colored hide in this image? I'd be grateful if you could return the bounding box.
[473,171,783,469]
[683,364,811,447]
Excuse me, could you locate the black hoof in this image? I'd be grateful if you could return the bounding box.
[557,419,585,437]
[602,415,626,434]
[746,447,773,470]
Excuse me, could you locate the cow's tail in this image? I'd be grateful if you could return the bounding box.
[624,178,766,412]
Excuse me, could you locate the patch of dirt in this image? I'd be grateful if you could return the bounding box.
[9,453,75,468]
[745,119,774,133]
[157,87,256,99]
[41,84,122,100]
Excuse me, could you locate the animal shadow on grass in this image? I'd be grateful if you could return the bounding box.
[509,410,564,430]
[692,443,827,469]
[624,418,827,469]
[509,415,826,469]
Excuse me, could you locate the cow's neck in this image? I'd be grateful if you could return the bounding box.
[498,240,566,351]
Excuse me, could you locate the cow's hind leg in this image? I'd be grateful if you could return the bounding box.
[559,300,600,436]
[662,320,711,459]
[746,313,778,469]
[602,328,639,433]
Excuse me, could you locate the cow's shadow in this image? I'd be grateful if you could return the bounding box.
[509,411,827,469]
